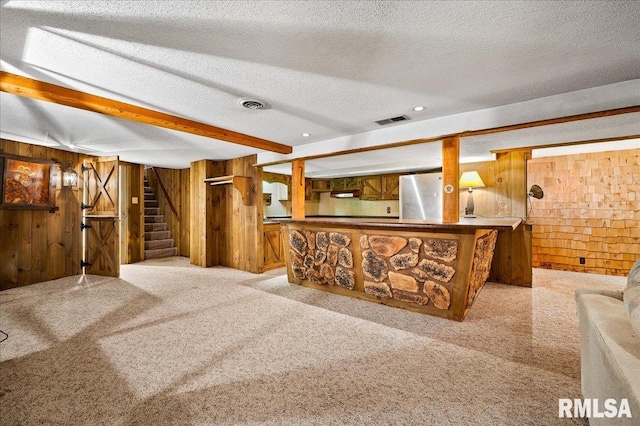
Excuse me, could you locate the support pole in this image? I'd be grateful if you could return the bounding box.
[442,137,460,223]
[291,160,306,219]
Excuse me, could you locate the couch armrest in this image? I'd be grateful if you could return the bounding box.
[575,293,640,425]
[575,287,624,301]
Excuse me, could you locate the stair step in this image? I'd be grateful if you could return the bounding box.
[145,238,174,250]
[145,223,167,232]
[142,175,175,260]
[145,247,178,259]
[145,215,164,223]
[146,230,171,240]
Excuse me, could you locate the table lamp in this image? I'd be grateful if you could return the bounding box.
[459,171,485,218]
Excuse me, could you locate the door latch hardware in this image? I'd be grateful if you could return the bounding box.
[80,222,93,231]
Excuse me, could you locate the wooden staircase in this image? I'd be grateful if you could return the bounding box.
[144,178,178,259]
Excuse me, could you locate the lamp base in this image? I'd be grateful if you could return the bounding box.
[465,190,476,218]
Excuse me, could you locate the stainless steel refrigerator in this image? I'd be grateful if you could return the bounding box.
[399,173,443,220]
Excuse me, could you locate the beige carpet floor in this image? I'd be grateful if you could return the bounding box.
[0,256,628,425]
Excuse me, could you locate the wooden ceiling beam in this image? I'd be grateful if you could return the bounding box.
[0,71,292,155]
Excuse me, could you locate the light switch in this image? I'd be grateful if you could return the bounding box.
[132,197,138,205]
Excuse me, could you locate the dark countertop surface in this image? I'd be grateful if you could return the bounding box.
[264,215,399,225]
[278,217,523,231]
[266,215,399,219]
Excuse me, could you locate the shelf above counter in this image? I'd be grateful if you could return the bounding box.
[204,175,252,206]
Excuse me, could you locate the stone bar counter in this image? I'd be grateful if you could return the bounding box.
[282,217,532,321]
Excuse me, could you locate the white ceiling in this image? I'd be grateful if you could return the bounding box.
[1,1,639,172]
[266,112,640,178]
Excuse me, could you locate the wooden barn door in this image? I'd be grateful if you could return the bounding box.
[82,156,120,277]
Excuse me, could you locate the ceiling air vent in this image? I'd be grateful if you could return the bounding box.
[240,98,268,110]
[375,115,410,126]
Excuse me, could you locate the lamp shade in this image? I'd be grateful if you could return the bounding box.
[459,171,485,189]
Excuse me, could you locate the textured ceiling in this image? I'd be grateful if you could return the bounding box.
[266,113,640,178]
[1,1,639,170]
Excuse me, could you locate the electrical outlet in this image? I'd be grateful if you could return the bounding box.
[387,206,391,214]
[579,257,585,265]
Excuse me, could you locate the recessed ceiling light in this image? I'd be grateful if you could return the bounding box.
[302,133,310,137]
[413,106,424,112]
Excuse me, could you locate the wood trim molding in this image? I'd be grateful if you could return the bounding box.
[0,71,292,155]
[461,106,640,138]
[490,134,640,155]
[255,105,640,167]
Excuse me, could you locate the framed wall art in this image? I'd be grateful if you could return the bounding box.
[0,154,57,211]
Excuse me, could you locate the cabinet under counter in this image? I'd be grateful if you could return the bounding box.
[263,222,286,270]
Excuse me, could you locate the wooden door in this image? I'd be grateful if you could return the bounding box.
[330,178,345,191]
[82,156,119,277]
[345,177,359,190]
[84,156,119,216]
[263,224,285,270]
[382,174,400,200]
[84,216,119,276]
[304,178,319,201]
[360,176,382,200]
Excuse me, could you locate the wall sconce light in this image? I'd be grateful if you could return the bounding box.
[526,185,544,221]
[62,164,78,188]
[459,171,485,218]
[528,184,544,199]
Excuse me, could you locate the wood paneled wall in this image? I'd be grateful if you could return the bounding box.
[190,160,220,267]
[528,148,639,276]
[224,155,263,272]
[146,167,190,257]
[119,162,145,264]
[459,150,530,218]
[0,139,82,289]
[494,151,529,218]
[189,155,263,272]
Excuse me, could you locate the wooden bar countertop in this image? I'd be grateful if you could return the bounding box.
[280,216,523,231]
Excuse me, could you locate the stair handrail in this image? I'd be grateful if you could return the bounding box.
[147,167,180,223]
